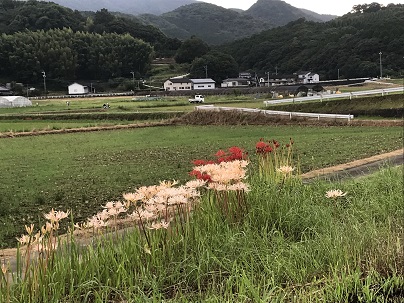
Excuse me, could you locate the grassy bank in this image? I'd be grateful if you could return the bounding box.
[265,94,404,118]
[1,157,402,302]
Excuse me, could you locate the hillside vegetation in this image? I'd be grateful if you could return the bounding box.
[220,4,404,79]
[0,0,180,57]
[139,3,272,45]
[139,0,337,45]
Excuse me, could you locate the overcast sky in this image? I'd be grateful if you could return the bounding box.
[199,0,404,16]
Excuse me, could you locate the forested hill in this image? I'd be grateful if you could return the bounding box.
[0,0,181,57]
[244,0,333,25]
[138,1,336,45]
[139,3,273,45]
[42,0,196,16]
[220,3,404,80]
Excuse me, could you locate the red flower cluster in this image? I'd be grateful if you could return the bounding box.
[190,146,248,181]
[255,138,277,155]
[216,146,247,163]
[192,146,247,166]
[256,138,293,155]
[189,170,212,182]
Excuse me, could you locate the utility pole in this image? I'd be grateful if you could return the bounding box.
[338,68,340,80]
[275,66,278,75]
[379,51,383,79]
[265,71,270,87]
[42,71,47,98]
[130,71,135,94]
[204,65,208,78]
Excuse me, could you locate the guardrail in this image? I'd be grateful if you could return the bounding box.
[30,92,136,100]
[195,105,354,121]
[264,87,404,105]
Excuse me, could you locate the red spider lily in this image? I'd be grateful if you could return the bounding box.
[193,159,207,166]
[256,141,267,149]
[189,170,212,182]
[215,150,226,157]
[256,141,272,154]
[264,145,273,153]
[190,146,248,182]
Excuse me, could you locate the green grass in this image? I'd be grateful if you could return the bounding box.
[0,120,143,133]
[264,94,404,118]
[1,162,402,302]
[0,125,402,248]
[0,95,265,117]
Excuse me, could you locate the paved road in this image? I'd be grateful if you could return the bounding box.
[302,149,404,182]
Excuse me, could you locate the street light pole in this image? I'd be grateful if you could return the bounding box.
[42,71,47,98]
[379,51,383,79]
[265,71,270,87]
[130,71,135,94]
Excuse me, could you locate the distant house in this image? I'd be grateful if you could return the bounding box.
[221,78,251,88]
[190,78,216,90]
[68,83,89,95]
[164,78,193,91]
[0,85,10,96]
[259,74,296,87]
[163,78,216,91]
[296,72,320,84]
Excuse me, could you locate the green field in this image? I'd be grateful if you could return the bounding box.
[0,124,402,248]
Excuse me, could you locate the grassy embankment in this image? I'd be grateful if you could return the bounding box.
[0,144,402,302]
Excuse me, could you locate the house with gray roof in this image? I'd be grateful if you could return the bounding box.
[190,78,216,90]
[221,78,251,88]
[0,85,11,96]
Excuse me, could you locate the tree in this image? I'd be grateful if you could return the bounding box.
[174,36,210,64]
[190,51,238,83]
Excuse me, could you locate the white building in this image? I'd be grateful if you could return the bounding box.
[221,78,251,88]
[68,83,89,95]
[297,72,320,84]
[164,78,216,91]
[190,78,216,90]
[164,78,193,91]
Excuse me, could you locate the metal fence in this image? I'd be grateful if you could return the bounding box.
[264,87,404,105]
[195,105,354,121]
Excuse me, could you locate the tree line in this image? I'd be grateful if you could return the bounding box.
[0,28,153,82]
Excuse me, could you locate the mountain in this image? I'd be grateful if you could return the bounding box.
[243,0,335,26]
[298,8,336,22]
[139,3,273,45]
[138,0,337,45]
[43,0,197,15]
[36,0,337,44]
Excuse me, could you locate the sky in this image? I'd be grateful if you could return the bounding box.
[199,0,404,16]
